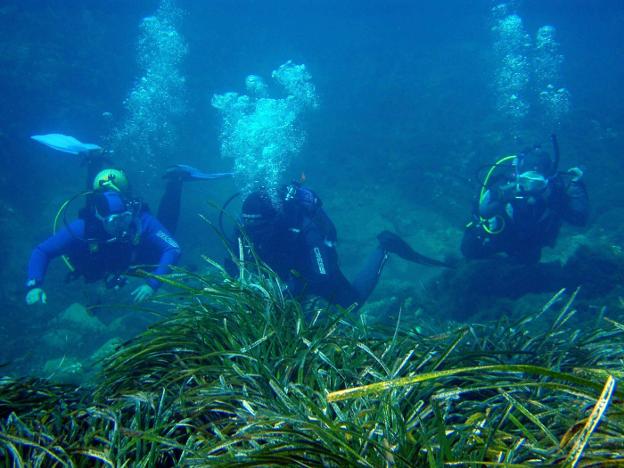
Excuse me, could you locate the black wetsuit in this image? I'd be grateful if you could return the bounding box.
[230,185,387,309]
[461,174,589,263]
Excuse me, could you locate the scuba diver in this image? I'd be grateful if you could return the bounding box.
[25,134,231,305]
[461,135,589,264]
[26,189,181,305]
[228,182,451,311]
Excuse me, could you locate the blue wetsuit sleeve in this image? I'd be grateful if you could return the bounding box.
[27,220,85,287]
[140,214,181,290]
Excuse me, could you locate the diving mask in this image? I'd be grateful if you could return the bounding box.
[516,171,549,194]
[96,210,134,239]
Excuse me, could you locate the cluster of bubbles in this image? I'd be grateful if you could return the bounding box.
[212,61,319,199]
[534,26,570,126]
[110,0,187,167]
[491,10,531,124]
[491,2,570,130]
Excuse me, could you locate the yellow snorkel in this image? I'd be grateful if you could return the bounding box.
[52,191,93,272]
[478,154,517,235]
[52,169,130,271]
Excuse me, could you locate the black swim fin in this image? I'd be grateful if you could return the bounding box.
[377,230,452,268]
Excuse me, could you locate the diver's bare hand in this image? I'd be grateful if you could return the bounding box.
[26,288,47,305]
[131,284,155,303]
[567,167,584,182]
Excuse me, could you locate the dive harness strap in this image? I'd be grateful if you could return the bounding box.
[476,154,516,235]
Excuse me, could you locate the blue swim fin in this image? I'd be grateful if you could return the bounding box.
[31,134,102,155]
[164,164,233,181]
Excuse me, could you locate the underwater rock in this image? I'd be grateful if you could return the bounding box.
[563,243,624,298]
[425,258,566,320]
[52,303,105,334]
[106,313,156,339]
[81,337,124,379]
[106,316,127,335]
[89,337,123,364]
[361,296,400,323]
[41,328,83,352]
[423,242,624,321]
[42,356,83,384]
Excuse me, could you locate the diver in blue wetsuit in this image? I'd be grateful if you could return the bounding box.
[461,140,589,264]
[85,151,215,235]
[230,183,450,310]
[30,133,231,236]
[26,190,181,305]
[26,134,231,305]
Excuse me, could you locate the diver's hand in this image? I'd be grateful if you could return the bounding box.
[26,288,47,305]
[567,167,584,182]
[131,284,155,303]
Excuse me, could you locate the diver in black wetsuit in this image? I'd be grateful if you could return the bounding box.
[228,183,450,310]
[461,138,589,264]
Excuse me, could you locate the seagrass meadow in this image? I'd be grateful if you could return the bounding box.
[1,259,624,467]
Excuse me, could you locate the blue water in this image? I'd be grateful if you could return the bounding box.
[1,0,623,378]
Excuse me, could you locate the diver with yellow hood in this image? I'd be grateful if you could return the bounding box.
[24,134,231,305]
